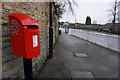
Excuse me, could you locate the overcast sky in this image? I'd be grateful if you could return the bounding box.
[59,0,120,24]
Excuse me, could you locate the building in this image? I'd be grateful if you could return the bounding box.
[69,23,82,28]
[69,23,75,28]
[105,23,120,31]
[76,23,81,26]
[1,2,58,78]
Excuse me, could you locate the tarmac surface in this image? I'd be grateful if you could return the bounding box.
[38,32,119,79]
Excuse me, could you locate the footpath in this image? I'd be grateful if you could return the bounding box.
[38,32,119,79]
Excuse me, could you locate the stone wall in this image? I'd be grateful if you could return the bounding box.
[53,8,59,45]
[1,2,58,78]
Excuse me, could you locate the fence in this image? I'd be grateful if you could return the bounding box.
[70,29,120,53]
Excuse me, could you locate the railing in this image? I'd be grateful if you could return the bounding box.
[70,29,120,53]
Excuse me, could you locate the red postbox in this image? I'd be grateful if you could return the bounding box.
[9,13,40,59]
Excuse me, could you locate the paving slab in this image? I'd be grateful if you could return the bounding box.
[74,53,88,58]
[71,71,94,78]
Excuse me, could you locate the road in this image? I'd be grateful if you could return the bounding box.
[38,32,119,79]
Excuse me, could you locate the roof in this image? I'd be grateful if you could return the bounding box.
[9,13,38,26]
[105,23,120,26]
[76,23,82,26]
[69,23,75,26]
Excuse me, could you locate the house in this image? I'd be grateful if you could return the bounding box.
[69,23,75,28]
[80,24,112,31]
[105,23,120,31]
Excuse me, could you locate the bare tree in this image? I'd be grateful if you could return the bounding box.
[118,1,120,32]
[54,0,78,19]
[93,20,97,24]
[108,0,119,32]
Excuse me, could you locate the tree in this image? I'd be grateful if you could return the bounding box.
[108,0,119,32]
[93,20,97,24]
[53,3,64,19]
[118,1,120,32]
[54,0,78,20]
[85,16,91,25]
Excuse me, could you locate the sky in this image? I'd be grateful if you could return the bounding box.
[59,0,120,24]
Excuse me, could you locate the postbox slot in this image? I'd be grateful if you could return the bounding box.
[27,26,38,29]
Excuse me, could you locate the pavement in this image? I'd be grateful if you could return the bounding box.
[38,32,119,79]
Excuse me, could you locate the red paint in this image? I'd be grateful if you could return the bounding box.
[9,13,38,26]
[9,13,40,59]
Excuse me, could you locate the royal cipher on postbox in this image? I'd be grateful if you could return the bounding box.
[9,13,40,59]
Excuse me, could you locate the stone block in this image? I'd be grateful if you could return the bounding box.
[0,55,1,63]
[2,3,11,10]
[2,57,23,72]
[2,20,9,26]
[2,37,11,44]
[2,64,23,78]
[2,43,11,49]
[2,54,16,64]
[6,2,15,6]
[13,8,23,12]
[10,69,24,78]
[0,72,2,79]
[2,31,10,37]
[0,38,2,45]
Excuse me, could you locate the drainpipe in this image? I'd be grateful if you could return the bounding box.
[49,1,53,59]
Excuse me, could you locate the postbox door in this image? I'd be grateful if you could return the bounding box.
[24,26,40,59]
